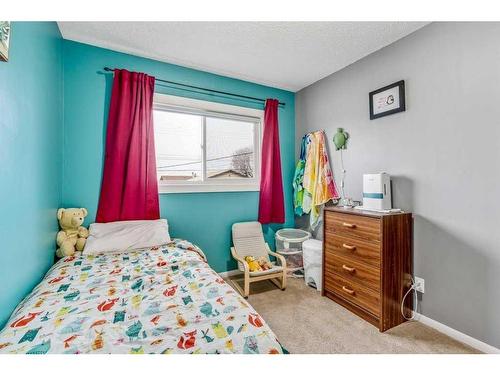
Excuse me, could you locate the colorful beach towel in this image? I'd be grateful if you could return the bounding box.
[292,135,309,216]
[296,131,339,229]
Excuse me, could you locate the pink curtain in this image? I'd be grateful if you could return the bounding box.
[96,69,160,223]
[258,99,285,224]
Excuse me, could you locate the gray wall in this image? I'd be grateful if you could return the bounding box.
[296,22,500,348]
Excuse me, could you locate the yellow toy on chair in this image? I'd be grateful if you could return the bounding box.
[230,222,287,298]
[244,256,262,273]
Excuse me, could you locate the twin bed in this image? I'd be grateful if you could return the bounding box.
[0,239,284,354]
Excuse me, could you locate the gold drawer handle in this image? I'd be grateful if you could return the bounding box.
[342,286,355,295]
[342,264,355,273]
[342,243,356,251]
[342,222,356,228]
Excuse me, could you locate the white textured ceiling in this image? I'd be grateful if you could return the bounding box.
[58,22,428,92]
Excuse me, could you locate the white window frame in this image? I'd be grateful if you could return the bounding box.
[153,93,263,194]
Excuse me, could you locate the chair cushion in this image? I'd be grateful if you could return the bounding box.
[248,266,284,276]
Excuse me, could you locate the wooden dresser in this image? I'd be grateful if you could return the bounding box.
[322,207,413,332]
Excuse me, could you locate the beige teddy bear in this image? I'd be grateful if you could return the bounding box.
[56,208,89,258]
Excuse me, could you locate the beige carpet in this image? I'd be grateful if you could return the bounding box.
[227,277,479,354]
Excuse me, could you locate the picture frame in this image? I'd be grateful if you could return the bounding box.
[0,21,11,62]
[369,80,405,120]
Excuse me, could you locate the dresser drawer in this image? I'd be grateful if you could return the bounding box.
[324,272,380,316]
[325,234,380,267]
[325,253,380,291]
[325,211,380,242]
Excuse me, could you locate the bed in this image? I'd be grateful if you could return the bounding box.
[0,239,285,354]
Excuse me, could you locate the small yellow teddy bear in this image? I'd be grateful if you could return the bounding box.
[257,256,273,271]
[244,256,262,272]
[56,208,89,258]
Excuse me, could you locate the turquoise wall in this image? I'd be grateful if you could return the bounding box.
[0,22,63,328]
[62,40,296,272]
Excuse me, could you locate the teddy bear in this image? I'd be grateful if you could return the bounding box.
[244,256,262,272]
[257,257,273,271]
[56,208,89,258]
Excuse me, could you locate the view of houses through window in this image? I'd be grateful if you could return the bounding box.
[153,107,259,185]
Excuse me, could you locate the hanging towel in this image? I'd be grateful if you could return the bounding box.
[302,133,316,215]
[292,134,309,216]
[302,131,339,228]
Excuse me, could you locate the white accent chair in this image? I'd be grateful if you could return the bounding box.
[230,222,287,298]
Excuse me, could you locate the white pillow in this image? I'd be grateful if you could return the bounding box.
[83,219,171,255]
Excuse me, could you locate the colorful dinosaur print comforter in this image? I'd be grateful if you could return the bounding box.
[0,239,284,354]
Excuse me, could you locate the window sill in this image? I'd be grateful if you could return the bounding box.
[159,184,260,194]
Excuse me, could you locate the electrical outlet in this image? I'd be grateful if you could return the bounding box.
[414,277,425,293]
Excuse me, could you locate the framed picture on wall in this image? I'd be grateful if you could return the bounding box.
[0,21,11,62]
[369,80,405,120]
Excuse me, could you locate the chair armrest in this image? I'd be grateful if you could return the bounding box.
[266,244,287,269]
[231,247,249,273]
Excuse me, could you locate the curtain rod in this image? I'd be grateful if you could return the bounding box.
[103,67,285,107]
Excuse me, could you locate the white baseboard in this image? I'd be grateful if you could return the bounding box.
[218,269,242,278]
[415,313,500,354]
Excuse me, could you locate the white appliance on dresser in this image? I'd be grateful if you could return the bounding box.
[360,172,392,211]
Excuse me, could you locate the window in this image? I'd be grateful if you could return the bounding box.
[153,94,262,193]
